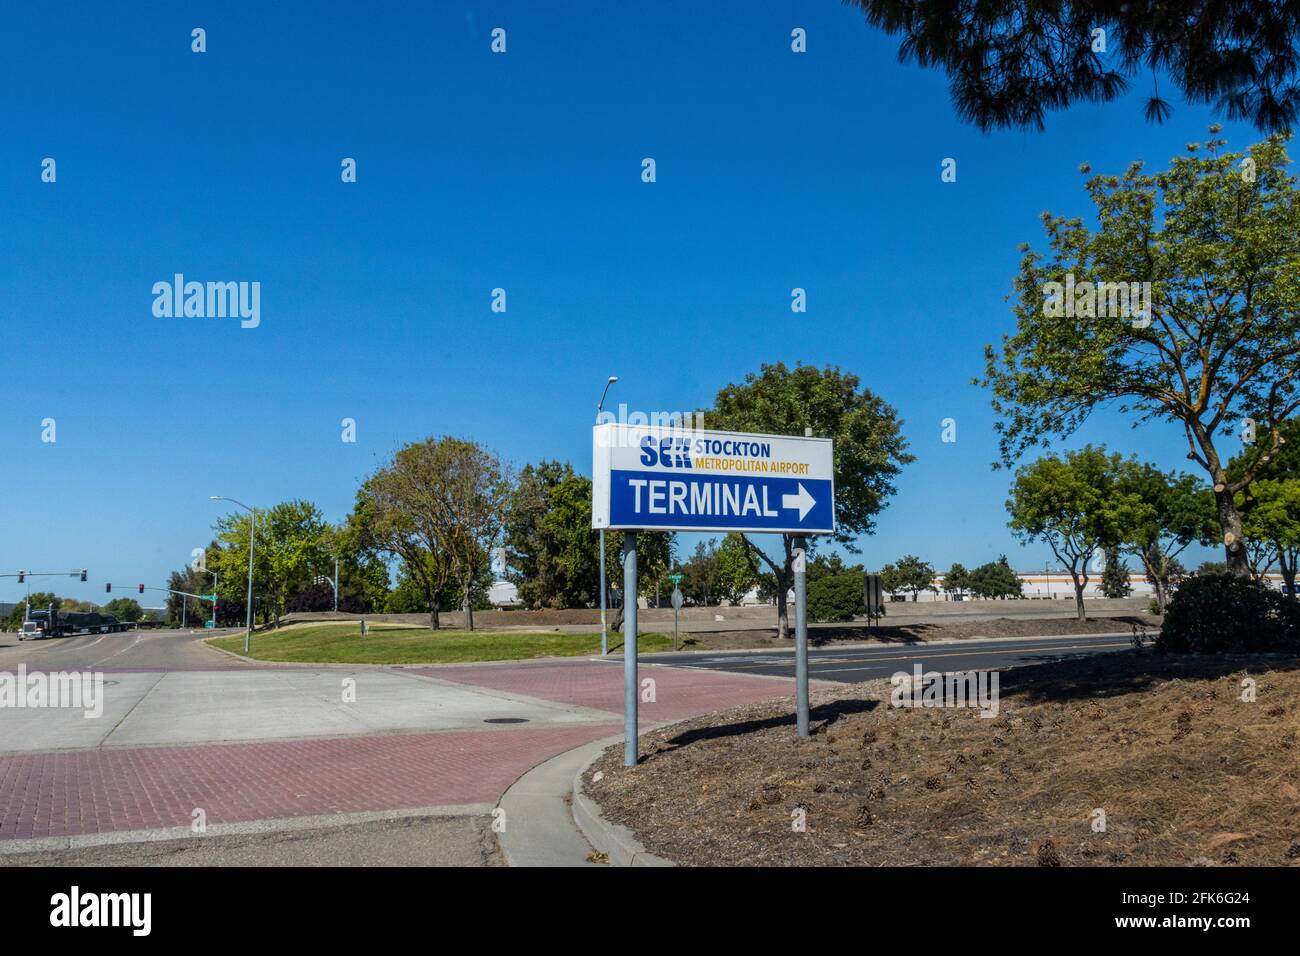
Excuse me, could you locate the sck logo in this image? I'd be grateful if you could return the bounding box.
[640,435,693,469]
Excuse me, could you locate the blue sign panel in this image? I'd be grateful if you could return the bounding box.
[609,469,834,533]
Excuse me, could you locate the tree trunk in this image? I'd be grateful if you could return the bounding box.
[1214,487,1251,577]
[1139,548,1168,613]
[1280,549,1298,599]
[1070,573,1086,621]
[739,532,794,639]
[464,584,474,631]
[429,599,441,631]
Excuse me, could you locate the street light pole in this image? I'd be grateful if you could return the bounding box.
[597,374,618,656]
[211,496,257,653]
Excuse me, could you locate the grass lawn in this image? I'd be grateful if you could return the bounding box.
[209,622,675,664]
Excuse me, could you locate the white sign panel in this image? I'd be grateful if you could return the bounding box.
[592,423,835,534]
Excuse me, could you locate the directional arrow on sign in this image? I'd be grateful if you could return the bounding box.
[782,483,816,521]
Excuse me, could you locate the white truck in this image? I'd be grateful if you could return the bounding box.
[17,620,44,641]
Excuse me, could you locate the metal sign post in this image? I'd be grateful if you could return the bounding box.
[793,537,809,737]
[623,531,638,767]
[671,586,683,650]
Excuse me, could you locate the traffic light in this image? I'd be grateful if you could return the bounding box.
[105,583,112,593]
[17,571,25,583]
[80,569,87,582]
[137,584,145,594]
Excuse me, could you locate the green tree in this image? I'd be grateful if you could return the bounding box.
[383,558,490,613]
[715,533,758,605]
[428,438,511,630]
[1231,418,1300,597]
[359,439,469,630]
[681,539,717,606]
[1007,446,1144,620]
[165,564,221,627]
[807,573,865,623]
[1115,462,1218,611]
[943,563,970,600]
[1100,546,1132,598]
[330,506,393,613]
[967,557,1025,600]
[983,132,1300,577]
[209,501,333,629]
[706,362,913,638]
[881,554,935,601]
[504,463,598,609]
[103,597,143,623]
[504,461,567,608]
[850,1,1300,133]
[1243,479,1300,593]
[503,462,675,610]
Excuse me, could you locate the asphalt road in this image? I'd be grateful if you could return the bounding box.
[643,632,1137,683]
[0,626,247,670]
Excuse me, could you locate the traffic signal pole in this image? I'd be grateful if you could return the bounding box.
[1,569,88,624]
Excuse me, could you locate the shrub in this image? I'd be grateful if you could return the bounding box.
[1157,573,1298,653]
[807,573,865,623]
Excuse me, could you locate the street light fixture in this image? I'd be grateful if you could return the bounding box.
[597,375,618,656]
[211,496,257,653]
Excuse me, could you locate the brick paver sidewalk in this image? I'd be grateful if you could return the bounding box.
[0,659,806,842]
[0,724,615,841]
[413,657,805,721]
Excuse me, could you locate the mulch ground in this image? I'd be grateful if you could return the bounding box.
[585,651,1300,866]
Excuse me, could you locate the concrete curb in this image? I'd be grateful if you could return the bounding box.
[496,736,617,867]
[570,747,675,867]
[0,803,494,857]
[496,731,677,867]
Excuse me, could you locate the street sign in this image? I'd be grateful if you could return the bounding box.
[669,573,684,585]
[592,423,835,534]
[204,620,214,629]
[670,587,683,610]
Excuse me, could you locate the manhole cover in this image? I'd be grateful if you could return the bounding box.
[483,717,530,724]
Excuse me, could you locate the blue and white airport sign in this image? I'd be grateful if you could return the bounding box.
[592,423,835,534]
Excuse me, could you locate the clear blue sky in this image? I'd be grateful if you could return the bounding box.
[1,1,1256,604]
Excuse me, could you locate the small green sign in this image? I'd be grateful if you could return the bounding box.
[669,573,684,584]
[204,620,214,629]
